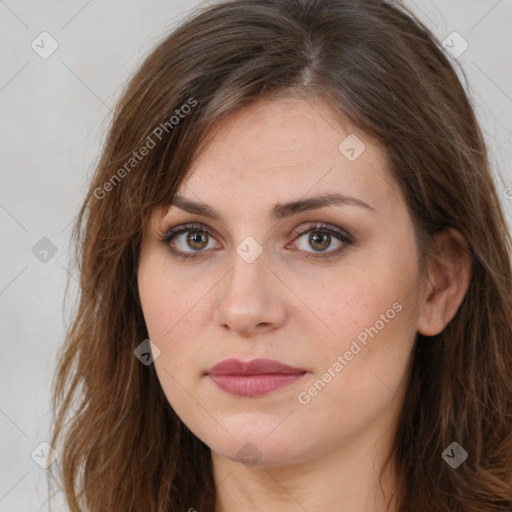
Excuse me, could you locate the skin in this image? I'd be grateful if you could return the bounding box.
[137,95,472,512]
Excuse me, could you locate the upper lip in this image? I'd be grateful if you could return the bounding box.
[207,358,306,375]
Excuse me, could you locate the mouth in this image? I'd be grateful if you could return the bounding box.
[206,358,307,397]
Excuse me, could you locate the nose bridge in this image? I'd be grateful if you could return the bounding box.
[225,242,269,303]
[224,229,269,288]
[213,239,286,335]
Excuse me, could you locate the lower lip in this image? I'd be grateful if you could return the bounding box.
[208,373,306,397]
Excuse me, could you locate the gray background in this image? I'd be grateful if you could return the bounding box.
[1,0,511,510]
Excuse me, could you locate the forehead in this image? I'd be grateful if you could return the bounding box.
[168,96,399,218]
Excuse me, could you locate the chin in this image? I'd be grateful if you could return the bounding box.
[195,419,312,468]
[213,440,307,468]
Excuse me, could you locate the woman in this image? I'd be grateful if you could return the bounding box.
[49,0,512,511]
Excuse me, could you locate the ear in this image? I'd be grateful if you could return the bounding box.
[417,228,472,337]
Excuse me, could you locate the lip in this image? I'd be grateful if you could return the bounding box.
[208,357,306,375]
[206,358,307,397]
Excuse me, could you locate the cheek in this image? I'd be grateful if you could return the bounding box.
[298,255,415,351]
[137,255,206,413]
[138,249,200,338]
[137,251,216,384]
[294,242,420,411]
[294,277,416,442]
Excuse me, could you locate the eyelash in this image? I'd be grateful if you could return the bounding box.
[155,222,354,261]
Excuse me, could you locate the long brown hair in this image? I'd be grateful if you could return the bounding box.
[48,0,512,510]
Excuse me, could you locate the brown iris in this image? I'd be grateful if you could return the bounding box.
[187,231,209,250]
[308,231,331,251]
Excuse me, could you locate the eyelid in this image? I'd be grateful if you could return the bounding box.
[288,222,353,243]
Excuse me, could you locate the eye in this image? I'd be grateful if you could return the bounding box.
[287,223,353,259]
[156,222,353,261]
[156,223,220,260]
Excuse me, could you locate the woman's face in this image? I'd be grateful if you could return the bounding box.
[137,96,425,468]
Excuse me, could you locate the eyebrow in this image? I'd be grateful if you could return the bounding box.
[168,192,375,221]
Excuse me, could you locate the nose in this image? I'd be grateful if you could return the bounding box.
[213,249,287,337]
